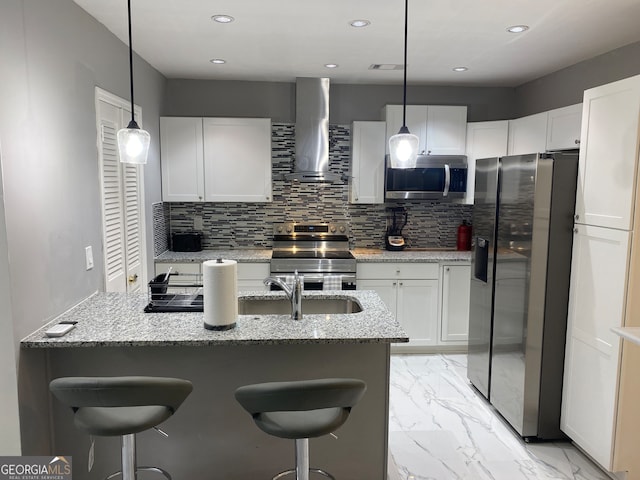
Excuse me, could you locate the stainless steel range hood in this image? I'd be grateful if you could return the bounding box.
[284,77,342,182]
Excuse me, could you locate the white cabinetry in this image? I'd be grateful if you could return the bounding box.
[357,263,439,350]
[561,225,629,469]
[546,103,582,151]
[160,117,204,202]
[575,77,640,231]
[160,117,272,203]
[155,261,269,293]
[507,111,548,155]
[561,74,640,475]
[349,121,386,204]
[155,262,200,276]
[383,105,467,156]
[462,121,509,204]
[202,118,272,202]
[440,264,470,343]
[236,262,270,292]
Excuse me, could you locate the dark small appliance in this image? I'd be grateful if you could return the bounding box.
[385,207,408,251]
[171,232,202,252]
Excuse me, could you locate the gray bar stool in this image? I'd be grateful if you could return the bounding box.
[50,376,193,480]
[235,378,366,480]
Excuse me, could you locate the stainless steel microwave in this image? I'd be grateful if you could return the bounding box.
[384,154,468,201]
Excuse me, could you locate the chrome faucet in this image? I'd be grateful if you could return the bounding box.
[263,271,303,320]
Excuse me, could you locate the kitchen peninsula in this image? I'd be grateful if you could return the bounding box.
[20,290,407,480]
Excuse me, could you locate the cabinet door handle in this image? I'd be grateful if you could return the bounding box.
[575,139,581,145]
[574,214,579,221]
[445,267,450,272]
[392,282,397,287]
[399,282,403,286]
[574,228,579,234]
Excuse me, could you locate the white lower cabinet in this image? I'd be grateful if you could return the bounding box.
[155,261,269,293]
[440,264,470,343]
[236,262,270,293]
[357,261,470,352]
[155,262,201,276]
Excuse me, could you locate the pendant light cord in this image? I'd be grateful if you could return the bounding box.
[402,0,409,128]
[127,0,136,126]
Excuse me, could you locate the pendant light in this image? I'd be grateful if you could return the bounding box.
[117,0,150,165]
[388,0,419,169]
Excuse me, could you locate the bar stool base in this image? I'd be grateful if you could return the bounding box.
[272,468,335,480]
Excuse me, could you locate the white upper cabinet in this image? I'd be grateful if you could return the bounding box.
[507,111,548,155]
[160,116,272,203]
[202,117,272,202]
[349,121,386,204]
[160,117,205,202]
[426,106,469,155]
[575,75,640,230]
[546,103,583,151]
[383,105,468,156]
[462,120,509,204]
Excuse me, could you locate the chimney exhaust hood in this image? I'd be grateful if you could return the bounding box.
[284,77,342,183]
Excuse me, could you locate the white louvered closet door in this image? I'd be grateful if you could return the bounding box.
[97,96,144,293]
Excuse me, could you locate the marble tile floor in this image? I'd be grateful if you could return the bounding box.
[387,354,613,480]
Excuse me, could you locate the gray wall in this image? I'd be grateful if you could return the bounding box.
[0,146,21,454]
[0,0,167,453]
[515,40,640,116]
[164,79,516,123]
[0,0,166,346]
[165,40,640,124]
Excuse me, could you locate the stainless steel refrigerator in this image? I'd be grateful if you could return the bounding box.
[467,152,578,440]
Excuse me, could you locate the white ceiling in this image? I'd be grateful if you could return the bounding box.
[73,0,640,87]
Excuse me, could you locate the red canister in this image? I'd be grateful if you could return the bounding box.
[457,221,472,251]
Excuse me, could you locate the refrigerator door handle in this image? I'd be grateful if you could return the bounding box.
[443,164,450,197]
[474,236,489,282]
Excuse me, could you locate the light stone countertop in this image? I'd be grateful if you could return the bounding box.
[20,290,408,348]
[155,248,471,263]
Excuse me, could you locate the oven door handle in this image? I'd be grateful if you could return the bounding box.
[271,273,356,283]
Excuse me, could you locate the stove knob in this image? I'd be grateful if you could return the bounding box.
[330,225,337,233]
[286,225,293,233]
[339,225,346,233]
[276,225,284,233]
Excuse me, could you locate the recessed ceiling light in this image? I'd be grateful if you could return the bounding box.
[506,25,529,33]
[324,64,339,69]
[209,58,226,64]
[453,67,468,72]
[212,15,234,23]
[350,19,371,28]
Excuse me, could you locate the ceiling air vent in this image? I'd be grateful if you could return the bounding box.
[369,64,404,70]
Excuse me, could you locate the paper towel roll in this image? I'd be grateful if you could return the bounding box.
[202,259,238,331]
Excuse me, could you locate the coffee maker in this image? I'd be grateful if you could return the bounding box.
[385,207,408,251]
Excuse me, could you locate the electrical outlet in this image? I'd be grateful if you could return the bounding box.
[194,216,203,230]
[85,246,94,270]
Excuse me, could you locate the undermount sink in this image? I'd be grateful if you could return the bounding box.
[237,296,363,315]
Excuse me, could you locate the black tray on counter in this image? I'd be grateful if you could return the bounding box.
[144,293,204,313]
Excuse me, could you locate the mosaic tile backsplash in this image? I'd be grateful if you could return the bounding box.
[160,123,472,251]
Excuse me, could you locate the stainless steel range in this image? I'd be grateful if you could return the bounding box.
[270,222,356,290]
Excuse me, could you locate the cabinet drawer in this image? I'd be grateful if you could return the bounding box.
[357,262,438,280]
[155,262,201,275]
[237,262,270,280]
